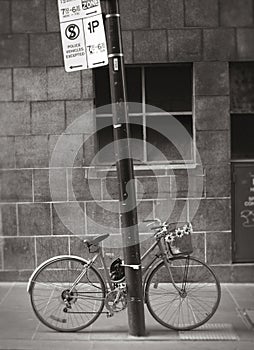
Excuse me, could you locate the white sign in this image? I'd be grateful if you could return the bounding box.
[58,0,108,72]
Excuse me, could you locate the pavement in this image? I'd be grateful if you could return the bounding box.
[0,282,254,350]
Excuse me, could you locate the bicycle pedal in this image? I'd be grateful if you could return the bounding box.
[107,312,113,318]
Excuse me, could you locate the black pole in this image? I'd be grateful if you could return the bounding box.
[104,0,146,337]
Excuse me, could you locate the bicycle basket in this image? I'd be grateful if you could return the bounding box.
[110,258,125,283]
[165,223,193,256]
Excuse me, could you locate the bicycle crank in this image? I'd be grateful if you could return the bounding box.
[105,289,127,316]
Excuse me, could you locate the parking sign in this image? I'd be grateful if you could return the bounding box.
[57,0,108,72]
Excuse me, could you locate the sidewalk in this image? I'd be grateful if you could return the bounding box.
[0,282,253,350]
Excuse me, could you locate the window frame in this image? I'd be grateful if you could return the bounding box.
[230,62,254,162]
[95,63,197,169]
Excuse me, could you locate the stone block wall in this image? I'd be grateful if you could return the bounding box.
[0,0,254,281]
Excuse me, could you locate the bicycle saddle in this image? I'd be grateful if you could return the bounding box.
[84,233,110,246]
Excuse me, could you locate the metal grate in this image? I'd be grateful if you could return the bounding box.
[179,323,239,341]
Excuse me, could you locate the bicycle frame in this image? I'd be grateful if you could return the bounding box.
[75,235,183,297]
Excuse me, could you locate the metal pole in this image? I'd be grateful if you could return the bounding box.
[104,0,146,337]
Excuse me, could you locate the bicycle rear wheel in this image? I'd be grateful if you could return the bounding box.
[30,256,106,332]
[145,256,221,331]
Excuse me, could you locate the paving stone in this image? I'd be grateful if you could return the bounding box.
[168,29,202,62]
[206,231,232,264]
[119,0,149,30]
[189,198,231,231]
[52,202,85,236]
[69,236,92,261]
[86,201,120,235]
[191,231,205,261]
[134,30,168,63]
[0,69,12,101]
[81,70,94,99]
[30,33,63,67]
[66,100,94,133]
[136,200,154,233]
[14,68,47,101]
[18,203,51,236]
[102,177,119,200]
[3,237,35,269]
[151,0,184,28]
[68,168,101,201]
[49,134,84,167]
[205,164,231,197]
[15,135,48,168]
[171,175,205,198]
[0,1,10,33]
[0,137,15,168]
[237,29,254,59]
[194,62,229,96]
[203,29,236,61]
[232,265,254,282]
[196,130,230,165]
[83,134,96,166]
[0,170,32,202]
[33,168,67,202]
[0,34,29,67]
[46,0,60,32]
[155,199,188,223]
[136,176,172,199]
[12,0,46,33]
[31,101,65,135]
[220,0,253,27]
[195,96,230,130]
[0,102,30,136]
[0,204,17,236]
[36,236,69,265]
[122,31,133,64]
[185,0,219,27]
[48,67,81,100]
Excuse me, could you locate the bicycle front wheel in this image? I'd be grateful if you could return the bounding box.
[145,256,221,331]
[30,256,106,332]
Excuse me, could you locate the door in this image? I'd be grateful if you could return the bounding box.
[232,163,254,262]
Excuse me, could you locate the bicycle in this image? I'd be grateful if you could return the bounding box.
[27,219,221,332]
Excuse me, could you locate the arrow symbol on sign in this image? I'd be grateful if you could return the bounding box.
[93,61,105,66]
[86,11,97,16]
[70,65,83,69]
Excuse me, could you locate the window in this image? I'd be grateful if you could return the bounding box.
[230,62,254,160]
[94,64,193,165]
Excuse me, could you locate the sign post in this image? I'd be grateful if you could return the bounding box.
[58,0,146,337]
[104,0,146,337]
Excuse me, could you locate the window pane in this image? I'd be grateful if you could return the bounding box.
[96,117,114,163]
[96,116,143,163]
[146,115,193,162]
[95,66,142,114]
[230,62,254,113]
[145,65,192,112]
[231,114,254,159]
[129,116,144,162]
[126,67,142,113]
[94,67,112,114]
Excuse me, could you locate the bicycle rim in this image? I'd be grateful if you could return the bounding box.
[145,257,221,331]
[30,257,106,332]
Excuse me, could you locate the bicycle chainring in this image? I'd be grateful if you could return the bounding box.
[105,289,127,314]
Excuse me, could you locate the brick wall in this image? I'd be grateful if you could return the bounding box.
[0,0,254,281]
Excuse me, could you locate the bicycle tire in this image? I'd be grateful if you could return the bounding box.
[145,256,221,331]
[30,256,106,332]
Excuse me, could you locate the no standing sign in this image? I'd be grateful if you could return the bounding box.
[58,0,108,72]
